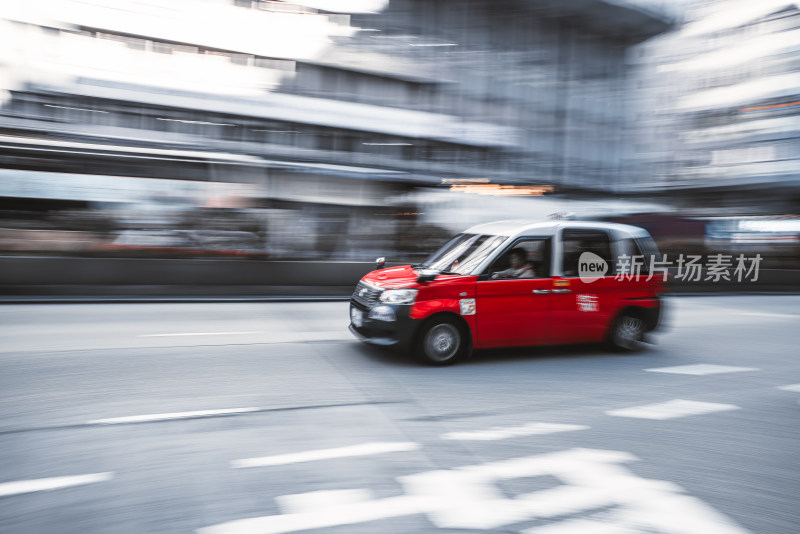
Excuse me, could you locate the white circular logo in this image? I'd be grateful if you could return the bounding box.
[578,252,608,283]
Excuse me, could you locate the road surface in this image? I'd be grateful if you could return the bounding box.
[0,295,798,533]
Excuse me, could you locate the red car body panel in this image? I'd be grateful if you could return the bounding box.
[350,221,665,356]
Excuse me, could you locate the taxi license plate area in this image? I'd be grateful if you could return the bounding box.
[350,307,364,328]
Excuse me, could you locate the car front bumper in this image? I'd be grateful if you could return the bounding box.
[348,301,419,352]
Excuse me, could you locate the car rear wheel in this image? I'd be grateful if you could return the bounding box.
[610,312,647,351]
[417,317,465,366]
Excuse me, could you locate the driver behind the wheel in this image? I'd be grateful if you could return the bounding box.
[492,248,535,279]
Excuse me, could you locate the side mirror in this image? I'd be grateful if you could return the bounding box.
[416,269,438,283]
[375,257,386,270]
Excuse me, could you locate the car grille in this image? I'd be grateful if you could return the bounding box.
[352,282,382,308]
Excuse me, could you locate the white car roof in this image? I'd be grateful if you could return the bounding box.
[463,219,651,239]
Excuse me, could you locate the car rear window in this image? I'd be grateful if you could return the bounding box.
[562,229,614,277]
[633,236,662,274]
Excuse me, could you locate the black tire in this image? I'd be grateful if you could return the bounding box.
[609,311,648,352]
[416,316,466,366]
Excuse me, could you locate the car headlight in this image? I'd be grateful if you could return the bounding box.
[379,289,418,305]
[368,305,396,322]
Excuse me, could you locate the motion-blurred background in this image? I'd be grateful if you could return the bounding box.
[0,0,798,291]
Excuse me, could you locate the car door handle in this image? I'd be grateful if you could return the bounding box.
[532,289,550,294]
[551,289,571,294]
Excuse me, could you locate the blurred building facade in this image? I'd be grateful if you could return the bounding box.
[0,0,670,259]
[629,0,800,212]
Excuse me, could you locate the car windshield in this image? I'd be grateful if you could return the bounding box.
[418,233,508,274]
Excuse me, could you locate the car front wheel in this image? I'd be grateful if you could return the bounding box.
[417,317,465,365]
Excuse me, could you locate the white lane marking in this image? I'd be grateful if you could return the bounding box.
[606,399,740,420]
[88,407,261,425]
[0,472,114,497]
[232,442,419,468]
[645,364,760,375]
[199,490,428,534]
[136,331,352,344]
[138,332,259,337]
[667,307,799,327]
[441,422,589,441]
[778,384,800,392]
[199,448,750,534]
[523,518,638,534]
[278,489,373,512]
[736,312,799,319]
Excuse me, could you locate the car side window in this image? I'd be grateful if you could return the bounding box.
[486,238,551,279]
[561,230,614,277]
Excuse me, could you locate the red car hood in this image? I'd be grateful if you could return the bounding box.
[361,265,421,289]
[362,265,469,289]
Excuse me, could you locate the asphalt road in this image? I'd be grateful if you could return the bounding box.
[0,296,798,534]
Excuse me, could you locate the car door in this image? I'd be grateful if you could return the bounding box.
[475,238,552,349]
[550,229,618,344]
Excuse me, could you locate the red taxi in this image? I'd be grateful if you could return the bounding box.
[349,221,665,365]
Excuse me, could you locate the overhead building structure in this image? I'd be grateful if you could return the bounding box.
[628,0,800,210]
[0,0,670,257]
